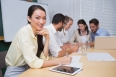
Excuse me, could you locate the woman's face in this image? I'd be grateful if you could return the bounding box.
[64,20,73,30]
[28,9,46,31]
[78,24,86,32]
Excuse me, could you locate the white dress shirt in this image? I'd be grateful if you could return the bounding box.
[44,24,62,57]
[55,32,63,46]
[58,29,69,44]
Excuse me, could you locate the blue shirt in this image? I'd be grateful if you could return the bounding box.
[91,28,110,41]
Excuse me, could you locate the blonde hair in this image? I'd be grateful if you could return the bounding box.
[63,16,73,35]
[65,15,73,23]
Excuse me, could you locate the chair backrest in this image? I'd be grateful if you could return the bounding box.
[0,70,2,77]
[0,51,7,69]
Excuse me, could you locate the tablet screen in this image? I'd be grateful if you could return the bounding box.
[52,65,80,74]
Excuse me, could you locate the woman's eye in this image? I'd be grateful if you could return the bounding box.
[43,18,46,20]
[36,17,39,19]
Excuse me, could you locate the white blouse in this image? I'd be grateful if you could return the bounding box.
[80,35,88,43]
[58,29,69,44]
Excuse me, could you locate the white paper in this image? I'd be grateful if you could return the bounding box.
[64,56,83,68]
[64,62,83,68]
[87,52,116,61]
[71,56,81,63]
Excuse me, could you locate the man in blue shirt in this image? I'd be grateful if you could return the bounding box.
[89,18,110,46]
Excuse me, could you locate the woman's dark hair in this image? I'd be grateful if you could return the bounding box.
[27,5,46,57]
[77,19,89,36]
[27,5,46,24]
[37,35,44,57]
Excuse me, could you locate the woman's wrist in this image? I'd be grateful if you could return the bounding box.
[55,58,62,65]
[71,45,75,48]
[45,36,50,42]
[45,39,49,42]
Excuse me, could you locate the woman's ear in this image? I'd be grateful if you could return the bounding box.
[27,16,31,23]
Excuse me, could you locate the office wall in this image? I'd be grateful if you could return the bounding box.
[0,2,3,36]
[0,2,11,52]
[0,0,37,52]
[80,0,116,35]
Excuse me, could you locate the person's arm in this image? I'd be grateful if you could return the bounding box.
[58,43,79,57]
[69,31,76,44]
[64,43,79,53]
[99,31,110,36]
[57,50,69,57]
[42,56,72,67]
[88,31,94,47]
[57,45,74,57]
[89,42,94,47]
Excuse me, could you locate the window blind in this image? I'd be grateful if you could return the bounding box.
[80,0,116,35]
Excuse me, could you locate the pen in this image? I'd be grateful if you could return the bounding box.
[66,52,68,57]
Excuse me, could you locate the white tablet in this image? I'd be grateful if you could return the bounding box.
[49,65,82,76]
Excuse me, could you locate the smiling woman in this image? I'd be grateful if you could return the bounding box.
[69,19,92,47]
[4,5,72,77]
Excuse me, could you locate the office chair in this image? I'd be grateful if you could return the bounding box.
[0,51,7,77]
[0,70,2,77]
